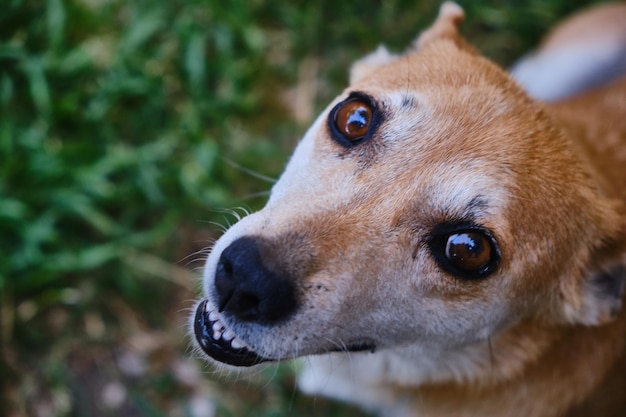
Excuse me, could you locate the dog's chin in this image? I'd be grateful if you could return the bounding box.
[193,299,378,367]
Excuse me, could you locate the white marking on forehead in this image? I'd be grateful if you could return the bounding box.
[376,90,436,146]
[426,163,510,220]
[381,90,427,111]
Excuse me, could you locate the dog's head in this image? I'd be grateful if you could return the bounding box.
[192,3,626,376]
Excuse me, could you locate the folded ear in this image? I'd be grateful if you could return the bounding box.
[567,264,626,325]
[560,200,626,326]
[350,2,475,85]
[349,45,399,85]
[413,2,478,55]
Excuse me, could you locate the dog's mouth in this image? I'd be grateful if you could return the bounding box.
[194,299,378,367]
[193,299,270,367]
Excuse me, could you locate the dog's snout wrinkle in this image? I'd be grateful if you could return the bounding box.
[214,237,298,324]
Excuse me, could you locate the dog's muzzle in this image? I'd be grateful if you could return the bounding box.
[193,236,379,366]
[194,236,298,366]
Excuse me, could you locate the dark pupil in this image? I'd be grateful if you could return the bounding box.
[337,101,371,140]
[445,232,491,272]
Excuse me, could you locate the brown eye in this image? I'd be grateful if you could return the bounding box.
[334,99,372,141]
[328,93,379,147]
[445,232,492,273]
[428,225,500,280]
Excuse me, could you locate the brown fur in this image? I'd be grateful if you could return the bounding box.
[192,3,626,416]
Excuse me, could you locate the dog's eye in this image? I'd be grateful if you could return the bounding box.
[334,99,372,141]
[446,232,492,272]
[328,93,379,147]
[429,225,499,280]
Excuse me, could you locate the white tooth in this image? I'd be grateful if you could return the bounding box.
[208,311,220,322]
[212,330,222,340]
[223,329,235,341]
[205,301,212,313]
[212,322,224,332]
[230,338,245,349]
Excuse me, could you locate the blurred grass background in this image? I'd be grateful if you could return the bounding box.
[0,0,607,416]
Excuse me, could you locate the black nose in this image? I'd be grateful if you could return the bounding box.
[214,237,298,324]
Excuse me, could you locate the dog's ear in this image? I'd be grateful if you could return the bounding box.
[350,2,474,85]
[349,45,399,85]
[413,2,478,55]
[559,201,626,326]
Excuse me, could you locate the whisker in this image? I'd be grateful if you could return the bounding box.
[222,157,278,184]
[235,190,272,202]
[179,244,214,266]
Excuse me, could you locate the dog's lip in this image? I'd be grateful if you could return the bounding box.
[194,299,378,367]
[335,340,377,354]
[194,299,270,367]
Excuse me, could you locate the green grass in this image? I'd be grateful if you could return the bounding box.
[0,0,607,416]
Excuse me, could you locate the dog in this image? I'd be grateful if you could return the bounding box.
[191,3,626,416]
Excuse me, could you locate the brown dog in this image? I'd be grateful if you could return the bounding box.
[192,3,626,416]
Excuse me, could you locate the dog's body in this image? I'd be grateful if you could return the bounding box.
[511,2,626,102]
[192,3,626,416]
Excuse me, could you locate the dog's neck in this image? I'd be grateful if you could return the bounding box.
[299,310,626,417]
